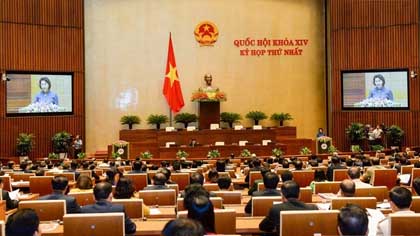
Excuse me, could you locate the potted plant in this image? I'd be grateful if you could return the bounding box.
[386,125,404,147]
[147,114,168,130]
[272,148,284,157]
[176,150,189,159]
[371,145,384,152]
[300,147,312,155]
[112,152,121,159]
[48,152,58,160]
[270,113,293,127]
[207,149,221,159]
[77,152,86,159]
[328,145,338,154]
[120,115,141,130]
[241,149,252,157]
[174,113,198,129]
[345,122,365,151]
[245,111,267,126]
[16,133,35,159]
[140,151,153,159]
[220,112,242,128]
[52,131,71,159]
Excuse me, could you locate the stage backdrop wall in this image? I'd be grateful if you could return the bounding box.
[85,0,326,153]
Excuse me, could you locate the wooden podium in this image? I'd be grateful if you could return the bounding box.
[199,101,220,130]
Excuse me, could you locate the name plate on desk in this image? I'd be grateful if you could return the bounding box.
[253,125,262,130]
[239,141,248,146]
[262,140,271,146]
[165,127,175,132]
[165,142,176,148]
[210,124,220,130]
[234,125,244,130]
[186,126,196,131]
[215,141,225,146]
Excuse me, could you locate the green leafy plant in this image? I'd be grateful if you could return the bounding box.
[270,113,293,126]
[147,114,168,130]
[77,152,87,159]
[220,112,242,128]
[207,149,221,159]
[300,147,312,155]
[241,149,252,157]
[351,145,362,153]
[174,113,198,129]
[272,148,284,157]
[112,152,121,159]
[345,122,365,145]
[48,152,58,159]
[16,133,35,156]
[140,151,153,159]
[371,145,384,152]
[120,115,141,130]
[245,111,267,125]
[386,125,405,147]
[328,145,338,154]
[52,131,71,153]
[176,150,189,159]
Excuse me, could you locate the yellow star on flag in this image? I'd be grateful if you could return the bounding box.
[166,63,178,86]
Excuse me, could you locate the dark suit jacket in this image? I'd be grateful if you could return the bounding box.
[244,189,281,214]
[259,198,318,234]
[39,191,81,213]
[81,200,136,235]
[143,185,169,190]
[2,190,18,210]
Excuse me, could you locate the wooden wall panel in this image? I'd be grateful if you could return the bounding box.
[329,0,419,151]
[0,0,84,159]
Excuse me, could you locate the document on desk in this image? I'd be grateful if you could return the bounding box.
[366,208,386,236]
[150,208,161,215]
[9,189,20,201]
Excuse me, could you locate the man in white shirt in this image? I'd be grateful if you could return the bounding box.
[377,186,415,236]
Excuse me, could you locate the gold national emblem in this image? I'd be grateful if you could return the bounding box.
[194,21,219,46]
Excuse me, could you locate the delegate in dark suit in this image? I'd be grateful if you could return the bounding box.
[259,180,318,234]
[2,190,18,210]
[81,200,136,235]
[40,192,81,213]
[245,171,281,214]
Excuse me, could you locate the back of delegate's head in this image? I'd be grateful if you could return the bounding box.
[158,167,172,181]
[389,186,412,209]
[52,176,69,191]
[340,179,356,197]
[184,184,210,211]
[294,160,303,170]
[93,182,113,201]
[281,170,293,182]
[413,177,420,196]
[216,160,226,172]
[314,169,327,182]
[263,171,279,189]
[337,204,368,236]
[153,172,167,186]
[132,161,142,171]
[162,218,205,236]
[331,156,340,165]
[188,194,215,233]
[281,180,300,199]
[190,172,204,185]
[217,176,231,190]
[347,167,361,180]
[6,208,40,236]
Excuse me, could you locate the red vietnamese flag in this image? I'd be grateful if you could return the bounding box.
[163,33,184,113]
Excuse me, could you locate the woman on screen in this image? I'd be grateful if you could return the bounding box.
[33,77,59,105]
[368,74,394,101]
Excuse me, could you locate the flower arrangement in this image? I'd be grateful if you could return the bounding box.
[19,102,65,113]
[328,145,338,154]
[112,152,121,159]
[354,98,400,107]
[113,140,129,148]
[317,136,332,143]
[371,145,384,152]
[140,151,153,159]
[207,149,221,159]
[176,150,189,159]
[272,148,284,157]
[241,149,252,157]
[191,89,227,102]
[300,147,312,155]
